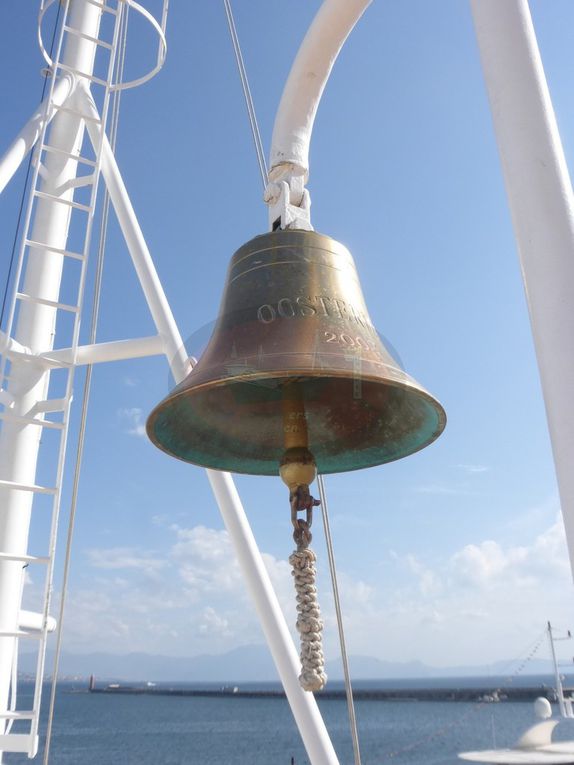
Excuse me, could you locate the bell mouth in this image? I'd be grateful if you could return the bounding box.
[146,371,446,476]
[146,228,447,475]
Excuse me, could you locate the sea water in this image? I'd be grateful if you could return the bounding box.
[5,682,574,765]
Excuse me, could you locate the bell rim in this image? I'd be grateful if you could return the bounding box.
[146,369,447,476]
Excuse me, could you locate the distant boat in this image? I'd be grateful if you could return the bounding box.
[478,692,501,703]
[459,697,574,765]
[459,625,574,765]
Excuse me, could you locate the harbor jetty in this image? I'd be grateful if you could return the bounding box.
[88,685,559,703]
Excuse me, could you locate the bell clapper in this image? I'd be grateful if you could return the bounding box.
[280,393,327,693]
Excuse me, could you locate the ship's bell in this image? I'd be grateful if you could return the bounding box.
[147,229,446,475]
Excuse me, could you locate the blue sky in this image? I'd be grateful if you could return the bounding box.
[1,1,574,671]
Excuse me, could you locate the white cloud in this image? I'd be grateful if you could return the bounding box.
[118,407,146,437]
[412,465,489,497]
[451,540,510,586]
[413,483,468,495]
[450,516,570,588]
[54,522,375,659]
[198,606,232,637]
[171,525,242,594]
[170,525,296,625]
[30,515,573,667]
[87,547,168,575]
[404,554,442,596]
[377,516,573,663]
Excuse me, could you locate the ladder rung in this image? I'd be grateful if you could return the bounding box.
[34,398,68,414]
[56,63,109,88]
[0,479,56,495]
[0,733,38,755]
[56,105,102,125]
[15,293,80,313]
[0,411,65,430]
[40,144,97,167]
[0,712,35,720]
[83,0,119,14]
[0,629,41,639]
[25,239,85,262]
[0,553,50,564]
[63,25,114,49]
[33,190,91,212]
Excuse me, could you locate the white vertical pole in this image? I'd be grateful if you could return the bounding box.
[548,622,566,717]
[0,2,101,759]
[470,0,574,576]
[83,116,340,765]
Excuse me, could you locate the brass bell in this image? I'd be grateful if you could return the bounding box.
[146,229,446,475]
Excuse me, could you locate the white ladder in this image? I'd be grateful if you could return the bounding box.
[0,0,124,756]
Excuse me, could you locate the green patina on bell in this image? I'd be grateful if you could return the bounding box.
[146,229,446,475]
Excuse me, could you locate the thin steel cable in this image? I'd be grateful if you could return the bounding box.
[0,1,63,329]
[317,474,362,765]
[223,0,267,184]
[43,6,131,762]
[223,0,268,188]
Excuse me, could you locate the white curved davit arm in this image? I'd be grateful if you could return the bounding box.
[266,0,372,230]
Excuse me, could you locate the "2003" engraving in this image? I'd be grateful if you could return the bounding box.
[324,331,377,351]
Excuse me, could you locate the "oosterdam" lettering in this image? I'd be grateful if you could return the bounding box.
[256,295,375,334]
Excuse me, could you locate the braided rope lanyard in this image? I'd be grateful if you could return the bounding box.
[289,484,327,692]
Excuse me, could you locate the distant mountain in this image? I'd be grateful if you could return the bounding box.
[425,658,557,679]
[18,645,559,684]
[331,656,556,680]
[330,655,435,679]
[20,644,277,683]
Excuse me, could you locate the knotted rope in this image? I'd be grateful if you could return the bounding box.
[289,485,327,692]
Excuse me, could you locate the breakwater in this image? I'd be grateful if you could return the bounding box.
[89,685,558,703]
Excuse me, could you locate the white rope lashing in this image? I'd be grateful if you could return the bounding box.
[290,546,327,692]
[288,484,327,692]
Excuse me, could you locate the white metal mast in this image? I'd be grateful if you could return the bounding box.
[0,0,104,756]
